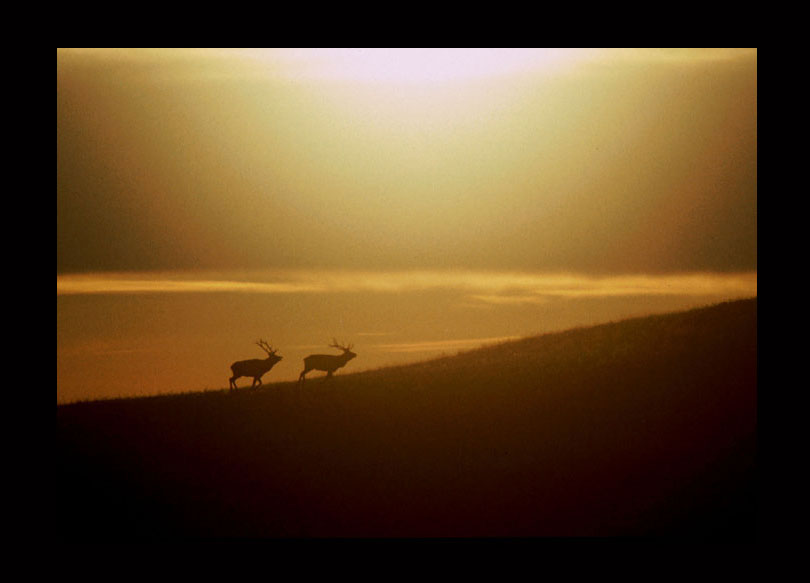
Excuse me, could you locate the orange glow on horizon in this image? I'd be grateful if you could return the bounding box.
[56,269,757,300]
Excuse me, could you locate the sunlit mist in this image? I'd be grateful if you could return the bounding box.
[57,269,757,299]
[246,48,601,84]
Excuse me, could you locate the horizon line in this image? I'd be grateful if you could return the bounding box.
[57,268,757,301]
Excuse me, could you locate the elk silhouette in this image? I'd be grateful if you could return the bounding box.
[229,339,283,390]
[299,339,356,384]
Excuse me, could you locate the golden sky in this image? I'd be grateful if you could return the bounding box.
[57,48,757,402]
[57,48,756,275]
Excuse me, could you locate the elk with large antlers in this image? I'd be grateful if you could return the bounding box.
[229,340,283,390]
[298,339,356,384]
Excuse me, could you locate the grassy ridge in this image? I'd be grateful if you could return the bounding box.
[57,299,757,538]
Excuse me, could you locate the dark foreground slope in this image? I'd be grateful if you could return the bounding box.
[57,299,757,539]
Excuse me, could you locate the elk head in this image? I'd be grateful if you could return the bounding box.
[329,339,356,362]
[256,339,283,363]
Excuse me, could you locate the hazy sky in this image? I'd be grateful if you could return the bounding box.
[57,48,757,402]
[57,48,756,275]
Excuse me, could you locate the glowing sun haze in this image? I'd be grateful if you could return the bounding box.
[247,48,600,83]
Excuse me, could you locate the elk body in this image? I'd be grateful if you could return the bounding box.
[229,340,282,390]
[299,340,356,384]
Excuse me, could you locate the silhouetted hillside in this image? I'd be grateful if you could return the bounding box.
[57,299,757,539]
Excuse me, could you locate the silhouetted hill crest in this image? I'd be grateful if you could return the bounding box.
[58,298,757,407]
[57,298,756,538]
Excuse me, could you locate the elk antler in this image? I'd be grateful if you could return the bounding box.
[329,339,352,351]
[256,339,276,355]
